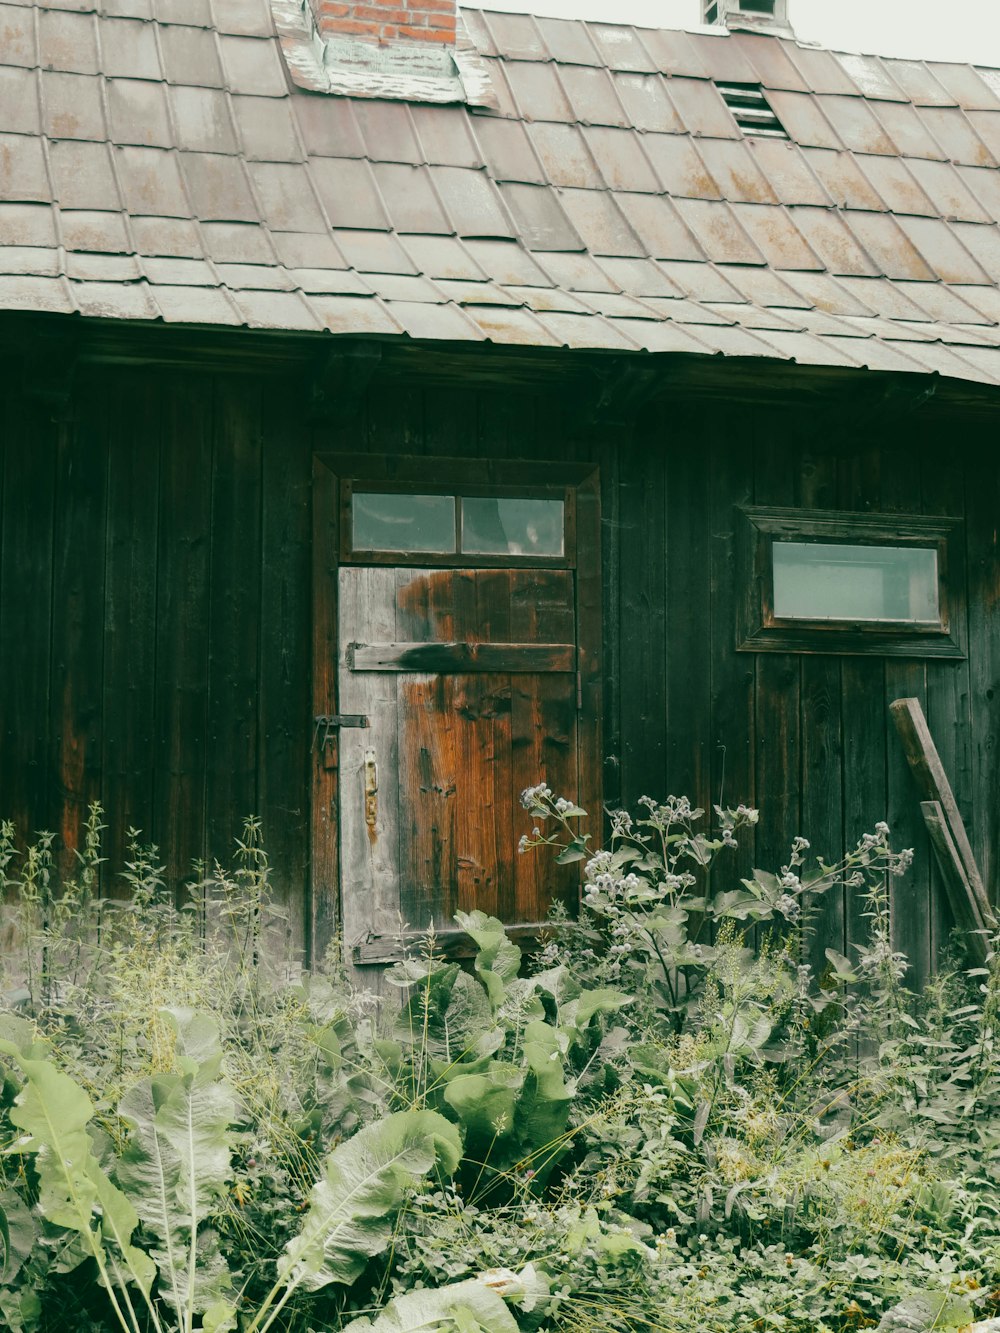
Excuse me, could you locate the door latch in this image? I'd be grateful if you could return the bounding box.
[313,714,369,770]
[364,747,378,840]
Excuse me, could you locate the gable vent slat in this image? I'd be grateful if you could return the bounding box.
[715,80,788,139]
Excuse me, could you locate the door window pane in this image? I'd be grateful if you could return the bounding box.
[461,497,564,556]
[772,541,939,623]
[353,493,456,552]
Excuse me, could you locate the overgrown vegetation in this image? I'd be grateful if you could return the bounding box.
[0,793,998,1333]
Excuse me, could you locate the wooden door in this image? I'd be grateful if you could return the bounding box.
[336,565,585,965]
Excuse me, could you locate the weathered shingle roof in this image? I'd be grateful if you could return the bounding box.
[3,0,1000,386]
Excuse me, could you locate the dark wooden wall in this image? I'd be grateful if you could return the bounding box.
[1,350,997,984]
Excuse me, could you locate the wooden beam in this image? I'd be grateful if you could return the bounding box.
[889,696,996,932]
[347,641,576,673]
[351,920,552,965]
[919,801,990,965]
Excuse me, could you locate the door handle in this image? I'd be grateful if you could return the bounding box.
[364,746,378,838]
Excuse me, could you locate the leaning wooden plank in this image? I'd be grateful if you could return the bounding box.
[920,801,990,966]
[348,641,576,673]
[352,921,552,966]
[889,697,996,931]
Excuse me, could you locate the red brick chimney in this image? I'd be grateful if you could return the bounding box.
[317,0,456,48]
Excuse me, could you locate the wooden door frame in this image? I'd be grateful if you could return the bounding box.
[309,451,602,966]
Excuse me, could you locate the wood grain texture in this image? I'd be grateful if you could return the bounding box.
[920,801,989,964]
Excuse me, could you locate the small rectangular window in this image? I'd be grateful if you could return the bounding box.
[737,506,964,659]
[772,542,939,624]
[352,492,456,553]
[461,497,564,557]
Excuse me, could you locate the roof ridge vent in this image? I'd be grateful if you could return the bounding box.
[716,81,789,138]
[703,0,794,37]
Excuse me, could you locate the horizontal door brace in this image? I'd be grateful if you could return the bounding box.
[347,641,576,674]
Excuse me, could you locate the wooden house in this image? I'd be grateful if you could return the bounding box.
[1,0,999,985]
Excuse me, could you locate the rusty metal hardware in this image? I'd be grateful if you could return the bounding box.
[364,747,378,835]
[313,713,369,750]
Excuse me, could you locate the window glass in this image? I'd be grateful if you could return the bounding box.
[352,493,456,553]
[461,497,564,556]
[772,542,939,623]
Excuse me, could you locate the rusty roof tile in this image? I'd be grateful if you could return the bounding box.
[558,187,644,257]
[133,214,205,256]
[0,245,59,275]
[817,94,897,154]
[483,10,547,62]
[0,133,48,202]
[965,110,1000,161]
[71,279,156,319]
[233,287,321,329]
[39,9,99,73]
[462,236,550,284]
[503,59,574,122]
[248,160,328,230]
[465,303,558,345]
[845,210,934,279]
[429,165,513,237]
[308,292,401,334]
[494,180,580,250]
[729,202,821,269]
[331,227,419,273]
[641,133,721,199]
[400,233,487,280]
[932,64,1000,111]
[666,76,742,139]
[532,248,619,292]
[103,0,153,19]
[635,27,711,79]
[949,221,1000,282]
[956,166,1000,224]
[292,93,364,158]
[142,254,215,284]
[846,338,926,372]
[594,253,679,296]
[170,85,238,155]
[364,271,445,302]
[789,204,879,274]
[0,3,34,66]
[49,140,120,209]
[918,105,997,166]
[784,42,862,96]
[682,29,757,83]
[758,326,865,365]
[100,17,162,79]
[717,263,811,307]
[475,116,547,184]
[711,301,801,330]
[210,0,273,37]
[0,273,73,312]
[870,99,946,159]
[656,257,742,300]
[745,138,827,206]
[854,153,935,215]
[952,282,1000,323]
[894,339,999,381]
[0,66,38,134]
[311,157,390,231]
[181,150,258,220]
[799,147,882,209]
[691,322,783,357]
[433,278,518,305]
[152,282,239,321]
[66,251,141,281]
[505,283,586,312]
[270,229,345,268]
[938,343,1000,382]
[409,104,483,169]
[525,121,601,188]
[154,0,212,25]
[611,72,682,133]
[108,78,173,148]
[672,196,764,263]
[878,58,953,106]
[894,213,988,282]
[60,209,130,252]
[616,192,706,261]
[765,90,842,150]
[460,9,497,56]
[778,268,875,314]
[288,266,369,293]
[696,138,778,204]
[534,307,638,348]
[352,100,422,164]
[41,70,107,140]
[232,93,303,161]
[904,157,991,222]
[581,289,658,318]
[559,63,631,128]
[615,318,709,353]
[388,297,484,339]
[531,15,600,66]
[160,24,223,86]
[898,317,994,344]
[643,293,736,323]
[581,126,659,193]
[730,32,810,92]
[371,162,450,234]
[832,53,905,101]
[587,23,657,74]
[218,33,287,96]
[478,60,519,120]
[0,202,57,246]
[835,275,931,319]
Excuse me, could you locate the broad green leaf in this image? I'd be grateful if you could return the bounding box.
[444,1065,522,1141]
[455,912,521,1008]
[341,1278,519,1332]
[278,1109,461,1293]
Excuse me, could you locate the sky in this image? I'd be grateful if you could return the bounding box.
[462,0,1000,66]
